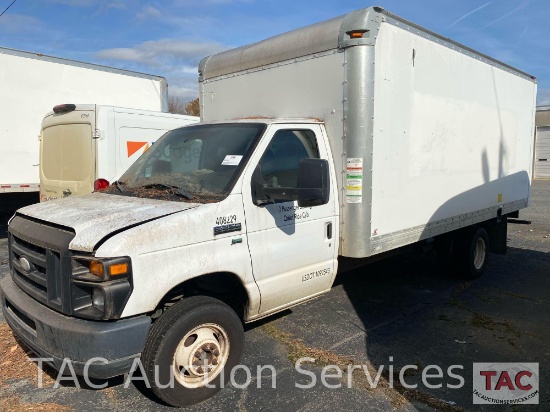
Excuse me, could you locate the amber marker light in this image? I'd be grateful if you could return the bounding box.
[347,30,368,39]
[110,263,129,276]
[89,261,103,277]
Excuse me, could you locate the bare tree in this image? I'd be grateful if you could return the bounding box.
[184,98,200,117]
[168,95,186,115]
[168,96,200,117]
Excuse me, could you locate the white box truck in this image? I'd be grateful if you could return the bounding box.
[0,46,170,213]
[0,7,536,407]
[39,104,199,201]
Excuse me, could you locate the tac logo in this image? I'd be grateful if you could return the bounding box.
[473,363,539,405]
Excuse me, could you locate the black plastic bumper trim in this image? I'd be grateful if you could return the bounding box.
[0,275,151,379]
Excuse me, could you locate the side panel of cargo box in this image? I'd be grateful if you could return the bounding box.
[364,20,536,256]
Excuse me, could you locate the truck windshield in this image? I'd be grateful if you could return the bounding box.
[108,123,265,203]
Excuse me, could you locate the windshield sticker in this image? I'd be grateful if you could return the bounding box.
[346,158,363,204]
[222,155,243,166]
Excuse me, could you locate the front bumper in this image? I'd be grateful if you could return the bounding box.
[0,275,151,379]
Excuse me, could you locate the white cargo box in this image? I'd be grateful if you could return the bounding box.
[199,6,537,258]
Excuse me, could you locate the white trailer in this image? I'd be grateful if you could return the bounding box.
[1,7,536,407]
[39,104,199,201]
[0,46,169,212]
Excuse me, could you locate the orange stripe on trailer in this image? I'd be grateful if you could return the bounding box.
[127,141,148,157]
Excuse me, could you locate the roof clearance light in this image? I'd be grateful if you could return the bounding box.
[53,104,77,114]
[94,179,109,191]
[347,30,368,39]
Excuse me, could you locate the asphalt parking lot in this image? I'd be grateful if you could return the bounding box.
[0,180,549,411]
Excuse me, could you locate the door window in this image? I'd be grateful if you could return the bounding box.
[260,129,319,188]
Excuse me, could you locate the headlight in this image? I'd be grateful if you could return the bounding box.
[71,256,133,320]
[73,256,131,282]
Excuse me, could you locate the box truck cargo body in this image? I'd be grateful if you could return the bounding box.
[39,104,199,201]
[199,7,537,258]
[0,7,536,407]
[0,47,169,211]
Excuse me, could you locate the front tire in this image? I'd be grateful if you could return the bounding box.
[141,295,244,407]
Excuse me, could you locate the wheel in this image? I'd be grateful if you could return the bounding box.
[141,295,244,407]
[457,226,489,280]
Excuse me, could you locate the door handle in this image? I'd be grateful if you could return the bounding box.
[326,222,332,240]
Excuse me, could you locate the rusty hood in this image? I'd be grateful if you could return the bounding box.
[16,193,199,252]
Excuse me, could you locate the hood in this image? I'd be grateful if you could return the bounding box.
[17,193,199,252]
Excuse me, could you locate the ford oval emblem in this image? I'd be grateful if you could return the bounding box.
[19,256,31,272]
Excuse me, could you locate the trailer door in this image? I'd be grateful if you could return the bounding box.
[535,127,550,179]
[40,108,96,201]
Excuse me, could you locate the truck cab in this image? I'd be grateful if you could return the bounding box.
[2,119,338,406]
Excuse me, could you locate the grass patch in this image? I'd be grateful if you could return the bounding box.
[0,324,56,388]
[0,394,71,412]
[470,313,521,338]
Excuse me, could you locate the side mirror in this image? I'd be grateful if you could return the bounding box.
[297,158,330,207]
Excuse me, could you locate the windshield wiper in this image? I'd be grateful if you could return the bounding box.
[141,183,194,200]
[114,180,126,193]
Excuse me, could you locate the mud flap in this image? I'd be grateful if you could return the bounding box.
[484,216,507,255]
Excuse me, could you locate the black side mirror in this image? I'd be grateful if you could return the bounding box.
[297,158,330,207]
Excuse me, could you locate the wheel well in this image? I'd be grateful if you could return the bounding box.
[152,272,249,321]
[435,216,507,257]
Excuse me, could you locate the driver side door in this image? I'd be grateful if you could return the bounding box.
[242,124,338,316]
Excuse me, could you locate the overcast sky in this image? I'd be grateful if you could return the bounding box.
[1,0,548,105]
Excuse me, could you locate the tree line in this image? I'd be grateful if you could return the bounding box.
[168,96,200,116]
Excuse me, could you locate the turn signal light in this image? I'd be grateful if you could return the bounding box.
[89,261,103,277]
[110,263,129,276]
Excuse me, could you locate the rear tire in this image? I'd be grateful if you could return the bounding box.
[141,295,244,407]
[457,226,489,280]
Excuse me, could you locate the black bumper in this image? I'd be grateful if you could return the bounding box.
[0,275,151,379]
